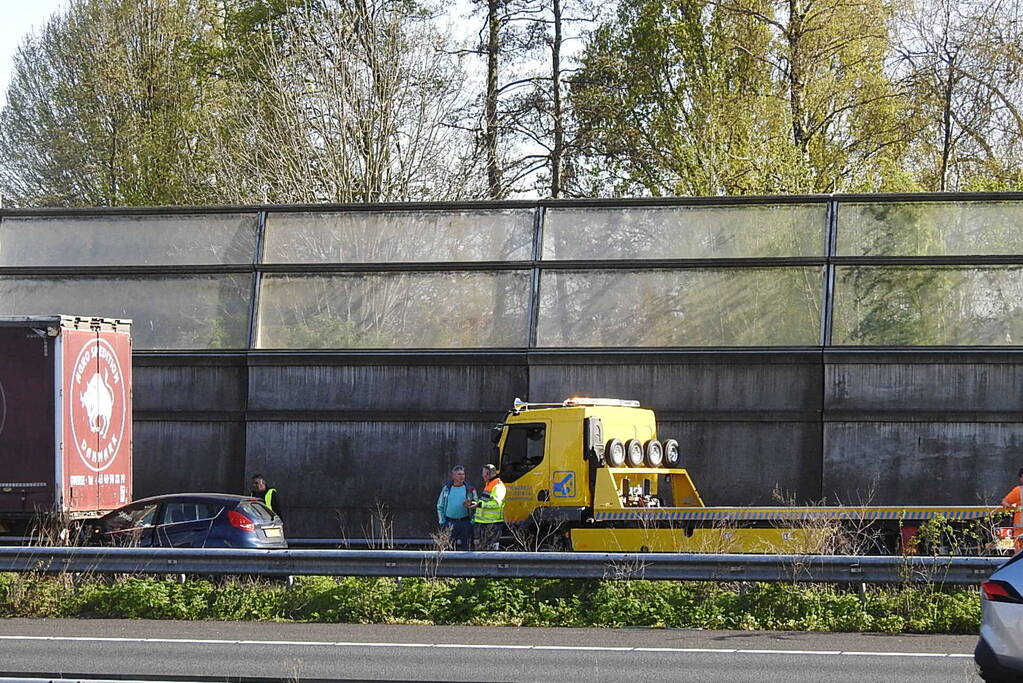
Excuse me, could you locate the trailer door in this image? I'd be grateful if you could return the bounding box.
[62,325,130,514]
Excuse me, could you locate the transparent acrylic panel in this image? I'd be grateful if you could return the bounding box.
[838,201,1023,256]
[0,275,253,349]
[537,268,823,347]
[832,266,1023,345]
[0,214,258,266]
[263,209,535,263]
[257,271,531,348]
[542,204,826,260]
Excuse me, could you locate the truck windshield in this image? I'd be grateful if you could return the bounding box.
[501,423,546,483]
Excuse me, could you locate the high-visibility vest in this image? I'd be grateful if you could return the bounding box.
[475,478,505,524]
[263,488,277,514]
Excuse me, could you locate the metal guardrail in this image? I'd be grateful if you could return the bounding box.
[0,547,1005,584]
[286,537,434,548]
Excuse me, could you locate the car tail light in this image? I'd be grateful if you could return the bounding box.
[227,509,256,532]
[981,580,1023,604]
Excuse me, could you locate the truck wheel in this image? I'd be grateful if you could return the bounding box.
[605,439,626,467]
[663,439,680,466]
[625,439,645,467]
[644,439,664,467]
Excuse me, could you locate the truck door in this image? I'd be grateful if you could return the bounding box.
[499,422,549,524]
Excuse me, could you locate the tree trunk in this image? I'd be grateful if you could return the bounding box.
[787,0,809,157]
[938,54,956,192]
[486,0,502,198]
[550,0,564,198]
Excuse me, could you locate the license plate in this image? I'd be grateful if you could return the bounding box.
[264,527,282,537]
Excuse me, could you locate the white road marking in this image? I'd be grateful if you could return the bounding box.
[0,634,973,659]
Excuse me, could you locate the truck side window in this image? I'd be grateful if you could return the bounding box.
[501,424,546,483]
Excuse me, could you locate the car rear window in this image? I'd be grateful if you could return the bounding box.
[237,500,276,523]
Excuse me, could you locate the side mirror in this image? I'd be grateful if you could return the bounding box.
[490,425,504,445]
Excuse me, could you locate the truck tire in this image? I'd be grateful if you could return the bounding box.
[663,439,680,466]
[644,439,664,467]
[605,439,626,467]
[625,439,645,467]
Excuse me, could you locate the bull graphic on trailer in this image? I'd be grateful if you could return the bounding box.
[81,371,115,438]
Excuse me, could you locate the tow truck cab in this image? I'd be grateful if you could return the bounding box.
[492,398,705,546]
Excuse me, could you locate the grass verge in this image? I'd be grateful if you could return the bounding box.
[0,573,982,634]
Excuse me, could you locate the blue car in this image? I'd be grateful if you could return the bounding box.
[85,493,286,548]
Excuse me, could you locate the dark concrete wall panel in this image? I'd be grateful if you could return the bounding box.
[530,358,821,415]
[823,422,1023,506]
[248,364,527,414]
[134,364,246,413]
[134,421,245,498]
[246,420,498,538]
[659,420,822,507]
[827,361,1023,415]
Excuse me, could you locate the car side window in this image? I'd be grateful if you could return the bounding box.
[132,504,159,527]
[159,502,220,524]
[108,503,158,531]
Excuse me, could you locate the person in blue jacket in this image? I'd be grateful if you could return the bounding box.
[436,465,478,550]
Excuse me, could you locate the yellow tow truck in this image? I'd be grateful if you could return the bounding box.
[493,397,1006,554]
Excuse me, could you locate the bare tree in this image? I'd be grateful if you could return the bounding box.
[212,0,481,204]
[894,0,1023,191]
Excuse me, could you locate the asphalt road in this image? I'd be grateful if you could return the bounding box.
[0,619,983,683]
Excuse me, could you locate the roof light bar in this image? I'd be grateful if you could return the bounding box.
[511,397,642,412]
[563,397,641,408]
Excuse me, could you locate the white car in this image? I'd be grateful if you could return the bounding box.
[977,552,1023,681]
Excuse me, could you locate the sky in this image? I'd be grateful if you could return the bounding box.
[0,0,67,109]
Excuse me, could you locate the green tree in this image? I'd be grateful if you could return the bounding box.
[568,0,917,197]
[568,0,798,196]
[0,0,234,206]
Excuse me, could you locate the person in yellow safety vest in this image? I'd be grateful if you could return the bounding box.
[250,474,284,522]
[1001,467,1023,552]
[469,464,505,551]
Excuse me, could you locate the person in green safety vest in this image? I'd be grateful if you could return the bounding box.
[469,463,505,550]
[250,474,284,521]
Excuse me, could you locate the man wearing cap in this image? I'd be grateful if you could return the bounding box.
[436,465,477,550]
[1002,467,1023,552]
[470,464,506,551]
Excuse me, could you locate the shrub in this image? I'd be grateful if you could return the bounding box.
[284,576,395,623]
[78,577,214,620]
[0,573,986,635]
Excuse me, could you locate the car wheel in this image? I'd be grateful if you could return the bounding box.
[977,665,1016,683]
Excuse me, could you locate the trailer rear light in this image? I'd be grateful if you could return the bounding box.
[227,509,256,532]
[981,580,1023,604]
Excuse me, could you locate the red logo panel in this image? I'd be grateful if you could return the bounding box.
[70,337,127,471]
[63,329,131,512]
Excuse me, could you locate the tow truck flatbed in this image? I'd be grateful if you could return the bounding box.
[594,506,1004,523]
